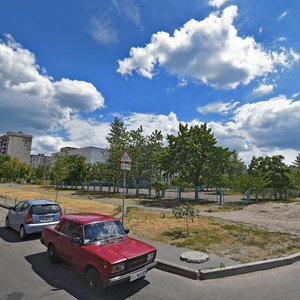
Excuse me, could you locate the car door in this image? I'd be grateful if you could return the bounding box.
[68,222,85,271]
[9,202,25,230]
[55,220,72,261]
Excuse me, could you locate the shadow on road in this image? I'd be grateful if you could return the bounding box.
[0,226,41,243]
[25,252,150,300]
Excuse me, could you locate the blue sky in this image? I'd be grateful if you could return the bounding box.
[0,0,300,165]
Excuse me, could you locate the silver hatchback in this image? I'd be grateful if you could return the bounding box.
[5,199,62,240]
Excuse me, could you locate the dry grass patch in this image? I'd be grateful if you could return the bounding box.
[0,185,120,216]
[125,207,300,263]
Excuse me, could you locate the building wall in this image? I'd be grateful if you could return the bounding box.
[5,132,32,164]
[52,147,109,164]
[30,154,52,168]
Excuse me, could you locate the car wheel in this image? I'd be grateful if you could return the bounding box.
[19,225,28,240]
[5,217,10,229]
[48,244,60,263]
[85,268,105,295]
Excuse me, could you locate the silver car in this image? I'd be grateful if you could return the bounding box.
[5,199,62,240]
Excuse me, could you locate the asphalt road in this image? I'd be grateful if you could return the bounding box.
[1,206,300,300]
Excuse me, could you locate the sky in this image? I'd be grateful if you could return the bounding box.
[0,0,300,165]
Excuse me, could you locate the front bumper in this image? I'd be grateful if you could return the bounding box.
[103,261,157,287]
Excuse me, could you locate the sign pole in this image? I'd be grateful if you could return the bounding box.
[122,169,126,225]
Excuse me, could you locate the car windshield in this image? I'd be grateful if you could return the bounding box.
[83,220,126,243]
[30,204,60,215]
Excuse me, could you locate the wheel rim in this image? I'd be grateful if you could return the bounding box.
[87,271,97,289]
[20,227,24,238]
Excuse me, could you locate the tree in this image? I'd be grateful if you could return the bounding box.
[0,153,10,178]
[1,157,31,182]
[292,153,300,168]
[229,173,270,193]
[248,155,292,190]
[106,117,129,186]
[163,123,230,187]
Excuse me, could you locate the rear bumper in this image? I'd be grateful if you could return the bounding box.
[24,221,59,234]
[103,261,157,287]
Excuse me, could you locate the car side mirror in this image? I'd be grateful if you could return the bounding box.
[9,206,15,211]
[71,236,82,244]
[124,228,130,235]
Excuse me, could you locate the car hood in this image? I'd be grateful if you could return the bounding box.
[81,237,156,264]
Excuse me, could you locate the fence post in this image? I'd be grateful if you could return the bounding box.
[255,190,258,204]
[194,186,199,201]
[245,189,251,206]
[126,183,129,195]
[148,185,152,197]
[136,182,139,196]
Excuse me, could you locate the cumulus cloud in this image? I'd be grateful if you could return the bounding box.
[197,101,239,115]
[0,35,105,134]
[118,6,299,89]
[208,0,230,8]
[253,84,274,96]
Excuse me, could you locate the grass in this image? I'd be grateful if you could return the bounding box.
[0,184,120,216]
[124,207,300,263]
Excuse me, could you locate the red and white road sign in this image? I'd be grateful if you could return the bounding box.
[120,149,132,164]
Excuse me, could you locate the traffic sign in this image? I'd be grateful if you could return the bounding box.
[120,149,132,164]
[121,163,131,170]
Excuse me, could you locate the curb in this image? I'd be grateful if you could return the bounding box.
[155,259,199,280]
[199,253,300,280]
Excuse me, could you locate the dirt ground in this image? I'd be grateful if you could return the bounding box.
[201,202,300,236]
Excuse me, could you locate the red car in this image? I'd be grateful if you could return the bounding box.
[40,213,157,295]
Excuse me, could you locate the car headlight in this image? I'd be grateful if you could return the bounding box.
[147,252,155,261]
[112,262,126,273]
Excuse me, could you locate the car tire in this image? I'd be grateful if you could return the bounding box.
[19,225,28,240]
[48,243,60,263]
[5,217,10,229]
[85,268,105,295]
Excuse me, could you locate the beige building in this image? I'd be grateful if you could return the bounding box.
[0,131,32,164]
[52,146,109,164]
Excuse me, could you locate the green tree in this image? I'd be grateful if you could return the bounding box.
[106,117,129,186]
[229,173,270,193]
[0,153,10,178]
[248,155,292,189]
[1,158,31,181]
[292,153,300,168]
[164,123,230,187]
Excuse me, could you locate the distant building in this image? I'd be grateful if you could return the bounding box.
[52,146,109,164]
[0,131,32,164]
[30,154,52,168]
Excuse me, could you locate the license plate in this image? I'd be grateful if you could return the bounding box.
[40,217,52,222]
[130,269,147,282]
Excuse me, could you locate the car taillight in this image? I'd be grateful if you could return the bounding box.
[59,211,63,219]
[25,214,33,224]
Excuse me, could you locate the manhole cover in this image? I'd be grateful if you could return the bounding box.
[180,251,209,263]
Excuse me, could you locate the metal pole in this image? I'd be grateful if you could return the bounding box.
[122,170,126,224]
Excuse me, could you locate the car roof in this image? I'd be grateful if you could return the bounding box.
[24,199,59,205]
[62,213,118,225]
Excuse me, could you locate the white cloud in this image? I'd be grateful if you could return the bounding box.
[278,11,288,21]
[0,35,105,134]
[253,84,274,96]
[259,27,263,34]
[112,0,141,27]
[276,36,287,42]
[197,101,239,115]
[88,16,119,46]
[208,0,230,8]
[207,96,300,164]
[118,6,299,89]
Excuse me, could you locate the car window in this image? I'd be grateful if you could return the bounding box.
[30,204,61,215]
[69,222,82,239]
[57,220,70,235]
[21,202,29,212]
[15,202,24,212]
[84,220,126,243]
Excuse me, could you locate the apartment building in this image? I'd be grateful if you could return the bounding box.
[52,146,109,164]
[0,131,32,164]
[30,153,52,168]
